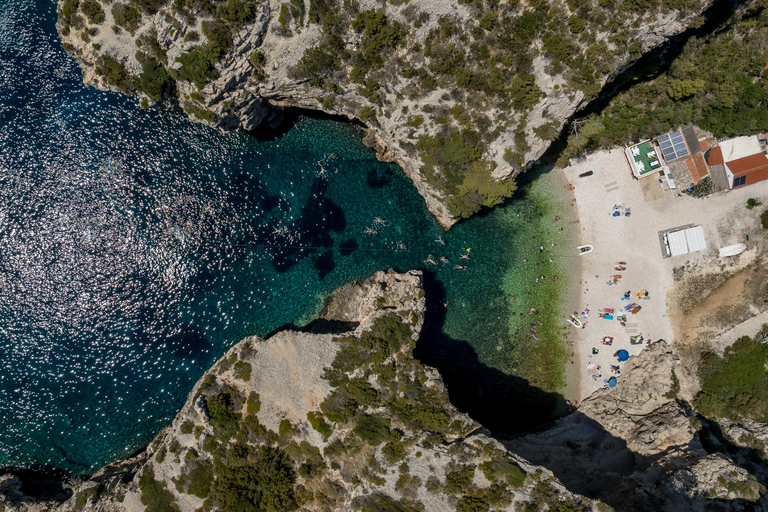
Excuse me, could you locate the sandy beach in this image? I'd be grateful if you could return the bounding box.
[559,148,768,402]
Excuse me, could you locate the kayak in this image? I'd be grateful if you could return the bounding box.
[568,315,583,328]
[578,171,594,178]
[578,244,594,255]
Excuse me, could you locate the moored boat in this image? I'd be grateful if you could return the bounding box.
[578,244,594,255]
[718,243,747,258]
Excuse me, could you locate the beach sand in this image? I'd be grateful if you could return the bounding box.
[558,148,768,401]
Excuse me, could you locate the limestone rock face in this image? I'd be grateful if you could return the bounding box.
[56,0,712,227]
[3,270,599,512]
[507,342,767,511]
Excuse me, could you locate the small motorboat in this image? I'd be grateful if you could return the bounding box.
[568,315,583,328]
[718,243,747,258]
[579,170,594,178]
[578,244,594,255]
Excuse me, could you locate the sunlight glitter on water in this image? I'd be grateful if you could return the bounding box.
[0,0,574,471]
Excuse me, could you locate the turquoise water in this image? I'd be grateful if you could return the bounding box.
[0,0,573,473]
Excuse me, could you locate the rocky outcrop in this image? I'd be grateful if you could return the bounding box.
[56,0,713,227]
[507,342,767,511]
[2,270,599,511]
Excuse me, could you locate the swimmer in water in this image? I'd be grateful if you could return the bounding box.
[460,254,470,260]
[455,264,466,270]
[364,227,377,234]
[374,217,388,226]
[424,255,437,265]
[440,256,449,264]
[435,237,445,245]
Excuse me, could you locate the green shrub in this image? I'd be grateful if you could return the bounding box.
[297,47,339,86]
[354,414,390,446]
[761,209,768,230]
[307,411,333,439]
[247,391,261,415]
[133,0,167,15]
[176,21,232,85]
[95,55,132,92]
[694,335,768,422]
[747,198,762,209]
[180,420,194,434]
[205,390,240,438]
[352,493,423,512]
[479,12,497,31]
[209,446,296,511]
[73,484,104,511]
[138,466,179,512]
[445,465,475,495]
[479,459,525,488]
[137,55,169,101]
[456,495,489,512]
[81,0,105,23]
[233,360,251,381]
[218,0,259,23]
[175,460,213,499]
[184,101,216,122]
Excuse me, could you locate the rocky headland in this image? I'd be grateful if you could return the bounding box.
[1,271,766,511]
[55,0,713,226]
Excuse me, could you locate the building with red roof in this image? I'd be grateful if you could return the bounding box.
[717,136,768,188]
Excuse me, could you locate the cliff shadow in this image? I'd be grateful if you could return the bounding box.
[413,271,567,436]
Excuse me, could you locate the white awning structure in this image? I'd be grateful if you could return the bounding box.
[684,226,707,253]
[667,230,689,257]
[665,226,707,257]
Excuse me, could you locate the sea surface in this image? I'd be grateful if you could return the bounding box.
[0,0,574,473]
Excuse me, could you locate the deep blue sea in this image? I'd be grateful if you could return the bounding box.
[0,0,575,473]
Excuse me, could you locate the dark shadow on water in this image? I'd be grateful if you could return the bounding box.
[414,271,566,436]
[306,318,360,335]
[0,466,73,501]
[246,106,366,143]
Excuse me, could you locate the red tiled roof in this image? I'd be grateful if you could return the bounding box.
[699,140,709,151]
[728,153,768,187]
[685,154,709,183]
[708,146,724,166]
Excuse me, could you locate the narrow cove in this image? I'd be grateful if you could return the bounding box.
[0,0,573,474]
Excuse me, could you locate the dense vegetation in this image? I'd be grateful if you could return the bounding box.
[694,330,768,422]
[559,1,768,164]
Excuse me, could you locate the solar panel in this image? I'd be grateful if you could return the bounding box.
[656,129,689,161]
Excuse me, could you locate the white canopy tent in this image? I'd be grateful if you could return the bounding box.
[665,226,707,257]
[667,230,689,257]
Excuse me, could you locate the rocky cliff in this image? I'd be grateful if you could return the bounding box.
[0,270,601,511]
[55,0,712,226]
[507,342,767,511]
[2,274,767,511]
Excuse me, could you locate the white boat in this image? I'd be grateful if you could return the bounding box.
[578,244,594,256]
[718,243,747,258]
[568,315,583,328]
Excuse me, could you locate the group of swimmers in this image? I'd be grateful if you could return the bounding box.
[424,239,471,270]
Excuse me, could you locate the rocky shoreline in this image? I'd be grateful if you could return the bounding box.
[56,0,711,227]
[1,271,766,511]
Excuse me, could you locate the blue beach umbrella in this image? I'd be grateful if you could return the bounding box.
[608,377,617,387]
[616,350,629,362]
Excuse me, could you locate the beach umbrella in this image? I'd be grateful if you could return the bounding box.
[608,377,617,387]
[616,350,629,362]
